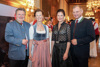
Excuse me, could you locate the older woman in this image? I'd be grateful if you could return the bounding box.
[52,9,72,67]
[28,9,51,67]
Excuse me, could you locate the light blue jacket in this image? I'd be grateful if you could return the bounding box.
[5,20,30,60]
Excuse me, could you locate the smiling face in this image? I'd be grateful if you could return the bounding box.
[35,11,43,22]
[73,6,83,19]
[57,12,65,22]
[15,10,25,23]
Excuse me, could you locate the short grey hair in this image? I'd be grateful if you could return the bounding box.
[73,5,82,9]
[73,5,83,11]
[15,8,26,15]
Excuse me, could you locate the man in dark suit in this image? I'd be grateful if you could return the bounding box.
[71,5,95,67]
[5,8,30,67]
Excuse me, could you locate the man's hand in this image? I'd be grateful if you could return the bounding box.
[71,39,77,45]
[22,39,28,45]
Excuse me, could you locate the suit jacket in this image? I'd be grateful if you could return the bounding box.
[71,18,95,58]
[5,20,30,60]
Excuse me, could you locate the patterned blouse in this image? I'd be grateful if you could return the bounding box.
[52,22,71,42]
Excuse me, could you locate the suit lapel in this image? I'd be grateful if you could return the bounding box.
[14,21,23,35]
[72,20,75,33]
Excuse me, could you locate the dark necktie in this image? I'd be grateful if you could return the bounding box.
[26,44,27,49]
[73,20,78,38]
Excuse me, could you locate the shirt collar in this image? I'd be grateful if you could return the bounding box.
[76,16,83,23]
[15,20,23,25]
[57,22,65,27]
[61,22,66,25]
[59,22,66,25]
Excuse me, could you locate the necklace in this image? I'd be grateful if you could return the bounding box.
[37,23,44,31]
[37,25,42,31]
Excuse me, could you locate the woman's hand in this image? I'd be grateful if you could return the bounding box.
[29,53,32,61]
[33,40,38,45]
[63,42,70,60]
[63,52,68,61]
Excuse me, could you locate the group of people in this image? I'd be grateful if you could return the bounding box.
[5,5,95,67]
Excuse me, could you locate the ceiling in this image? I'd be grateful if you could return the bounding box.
[68,0,87,3]
[0,0,27,8]
[0,0,88,8]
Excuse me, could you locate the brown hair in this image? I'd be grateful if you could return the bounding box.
[34,9,44,17]
[15,8,26,15]
[56,9,65,16]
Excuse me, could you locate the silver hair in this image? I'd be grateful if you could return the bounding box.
[73,5,83,11]
[73,5,82,9]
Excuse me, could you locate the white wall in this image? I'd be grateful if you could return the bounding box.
[0,4,17,17]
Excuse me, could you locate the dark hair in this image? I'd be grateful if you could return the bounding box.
[70,19,74,22]
[68,22,70,23]
[56,9,65,16]
[15,8,26,15]
[93,19,95,21]
[89,18,95,21]
[49,17,53,21]
[34,9,44,17]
